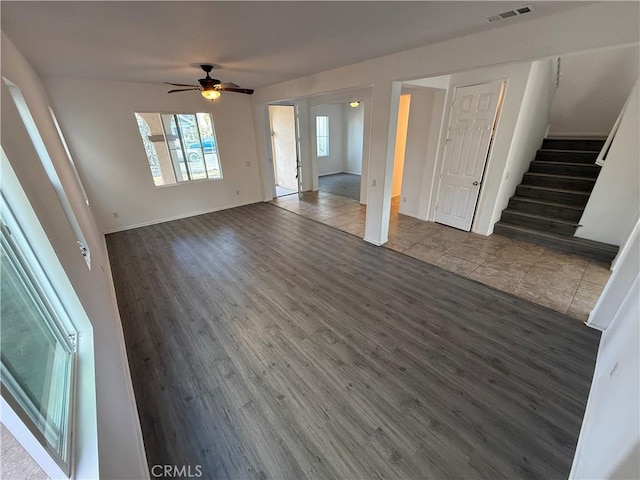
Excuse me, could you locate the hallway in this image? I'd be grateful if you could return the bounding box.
[270,192,611,320]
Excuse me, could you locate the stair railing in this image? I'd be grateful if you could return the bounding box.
[596,80,638,166]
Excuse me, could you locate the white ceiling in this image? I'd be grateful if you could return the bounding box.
[1,1,594,89]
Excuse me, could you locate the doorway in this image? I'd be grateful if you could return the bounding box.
[315,102,364,201]
[268,105,299,197]
[434,80,505,231]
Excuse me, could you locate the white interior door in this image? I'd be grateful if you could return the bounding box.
[434,80,504,231]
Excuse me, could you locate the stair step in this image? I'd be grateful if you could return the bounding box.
[542,138,606,151]
[508,196,584,221]
[493,223,618,264]
[528,161,601,177]
[500,210,578,236]
[515,185,590,206]
[535,149,600,163]
[522,172,596,192]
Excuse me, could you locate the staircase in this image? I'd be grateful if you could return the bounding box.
[494,138,619,264]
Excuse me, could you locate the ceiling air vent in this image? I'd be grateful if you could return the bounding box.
[487,4,535,22]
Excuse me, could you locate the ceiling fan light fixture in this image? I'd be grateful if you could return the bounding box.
[349,101,360,108]
[201,89,221,100]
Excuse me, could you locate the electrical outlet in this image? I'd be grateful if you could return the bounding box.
[112,212,119,218]
[402,196,407,203]
[372,179,377,187]
[245,161,251,167]
[236,190,240,195]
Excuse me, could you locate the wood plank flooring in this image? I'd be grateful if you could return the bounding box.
[106,203,600,480]
[318,173,361,201]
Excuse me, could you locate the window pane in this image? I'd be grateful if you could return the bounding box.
[196,113,222,179]
[135,112,223,185]
[161,115,189,181]
[0,227,74,468]
[177,114,207,181]
[316,116,329,157]
[135,113,164,186]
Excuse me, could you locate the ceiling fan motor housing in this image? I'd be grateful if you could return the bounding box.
[199,77,221,88]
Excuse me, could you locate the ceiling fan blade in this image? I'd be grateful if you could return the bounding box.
[167,88,201,94]
[217,87,254,95]
[218,82,240,89]
[164,82,200,88]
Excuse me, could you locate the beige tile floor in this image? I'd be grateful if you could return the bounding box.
[270,191,611,321]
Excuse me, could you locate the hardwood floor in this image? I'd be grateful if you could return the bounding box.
[107,203,600,480]
[318,173,361,201]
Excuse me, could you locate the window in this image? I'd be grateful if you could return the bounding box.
[48,107,90,207]
[316,115,329,157]
[135,112,223,186]
[3,78,90,268]
[0,220,76,475]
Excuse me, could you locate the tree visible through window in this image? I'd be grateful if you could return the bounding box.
[316,115,329,157]
[134,112,223,186]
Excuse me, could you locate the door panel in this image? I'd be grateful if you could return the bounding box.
[435,80,504,231]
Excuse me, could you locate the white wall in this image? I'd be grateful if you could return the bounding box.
[576,82,639,246]
[489,59,556,230]
[44,76,262,233]
[251,2,639,245]
[344,103,364,175]
[1,33,148,479]
[570,219,640,479]
[391,94,411,197]
[550,44,640,137]
[314,103,344,176]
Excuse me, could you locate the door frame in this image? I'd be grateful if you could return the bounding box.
[430,79,506,231]
[267,103,300,197]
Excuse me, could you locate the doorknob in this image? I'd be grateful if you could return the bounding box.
[473,181,480,186]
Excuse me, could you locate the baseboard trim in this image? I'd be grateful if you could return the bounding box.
[363,236,387,246]
[102,200,261,234]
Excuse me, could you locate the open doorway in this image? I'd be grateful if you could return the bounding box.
[268,105,298,197]
[315,102,364,201]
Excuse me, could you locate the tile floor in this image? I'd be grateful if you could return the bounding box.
[270,191,612,321]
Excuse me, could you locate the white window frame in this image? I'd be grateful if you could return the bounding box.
[316,115,329,158]
[134,112,223,187]
[2,78,91,269]
[48,107,90,207]
[0,150,99,480]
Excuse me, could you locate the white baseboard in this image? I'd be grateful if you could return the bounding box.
[363,236,387,246]
[102,200,261,234]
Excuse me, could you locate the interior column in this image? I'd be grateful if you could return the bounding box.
[364,80,401,245]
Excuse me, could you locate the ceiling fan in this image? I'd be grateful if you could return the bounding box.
[165,64,254,100]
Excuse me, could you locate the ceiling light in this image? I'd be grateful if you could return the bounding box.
[349,101,360,108]
[201,89,221,100]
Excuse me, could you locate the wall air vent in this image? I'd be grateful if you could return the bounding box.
[487,4,535,22]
